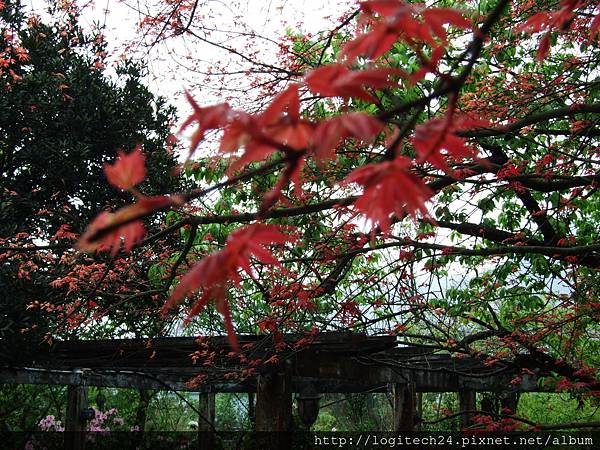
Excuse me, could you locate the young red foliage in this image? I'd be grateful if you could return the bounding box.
[516,0,587,61]
[219,84,314,174]
[591,12,600,40]
[344,156,432,233]
[342,19,410,63]
[342,0,471,62]
[313,113,384,162]
[305,64,404,102]
[77,212,146,256]
[51,224,78,241]
[412,112,485,174]
[103,145,146,191]
[162,224,296,350]
[422,8,472,43]
[77,195,183,255]
[180,92,231,159]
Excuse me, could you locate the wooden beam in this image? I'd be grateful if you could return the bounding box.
[459,390,477,429]
[0,366,545,393]
[393,383,416,431]
[65,385,87,450]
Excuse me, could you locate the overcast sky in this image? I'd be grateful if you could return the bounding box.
[70,0,355,115]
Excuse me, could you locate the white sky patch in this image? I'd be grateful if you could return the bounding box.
[68,0,356,115]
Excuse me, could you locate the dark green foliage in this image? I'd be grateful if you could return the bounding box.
[0,4,179,237]
[0,3,181,358]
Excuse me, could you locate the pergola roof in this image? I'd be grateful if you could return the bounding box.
[1,333,540,392]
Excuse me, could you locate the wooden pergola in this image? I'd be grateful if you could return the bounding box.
[1,333,540,447]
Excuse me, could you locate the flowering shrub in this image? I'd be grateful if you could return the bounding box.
[37,415,64,432]
[37,407,127,432]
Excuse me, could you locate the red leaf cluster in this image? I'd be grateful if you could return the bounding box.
[412,113,486,174]
[313,113,384,162]
[104,145,146,191]
[342,0,472,62]
[516,0,590,61]
[162,224,296,350]
[180,94,231,159]
[77,195,182,255]
[77,211,146,256]
[344,156,432,232]
[222,84,314,174]
[305,64,403,102]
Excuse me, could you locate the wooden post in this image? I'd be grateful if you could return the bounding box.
[416,392,423,430]
[248,393,255,427]
[198,392,215,450]
[480,392,497,415]
[256,371,292,430]
[256,370,292,449]
[135,389,152,432]
[500,392,519,415]
[393,383,416,431]
[459,390,476,429]
[65,385,87,450]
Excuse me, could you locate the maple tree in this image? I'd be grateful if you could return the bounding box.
[4,0,600,432]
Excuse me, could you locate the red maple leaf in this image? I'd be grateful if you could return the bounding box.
[516,0,583,61]
[77,212,146,255]
[305,64,403,102]
[104,145,146,191]
[341,1,471,62]
[342,21,409,62]
[162,224,296,351]
[590,12,600,41]
[258,84,314,150]
[77,195,183,255]
[360,0,413,16]
[51,224,78,241]
[220,84,314,174]
[344,156,432,232]
[412,113,486,173]
[313,113,384,162]
[422,8,473,43]
[180,92,232,159]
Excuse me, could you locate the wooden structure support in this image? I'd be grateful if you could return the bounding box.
[256,369,292,431]
[65,385,88,450]
[197,392,215,431]
[393,383,416,431]
[255,369,292,450]
[459,390,477,429]
[198,392,215,450]
[1,334,544,395]
[248,392,255,426]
